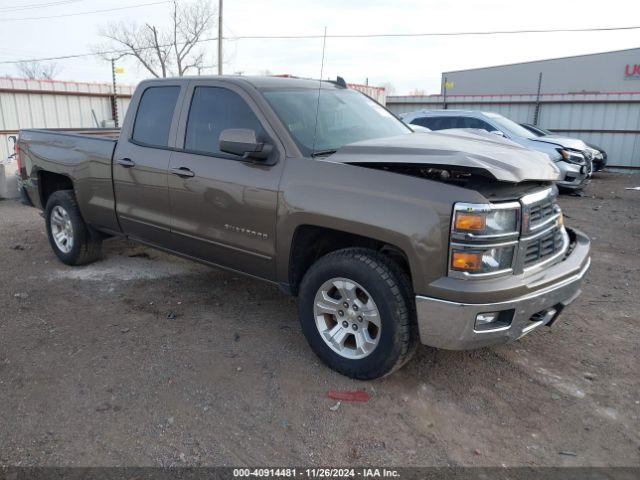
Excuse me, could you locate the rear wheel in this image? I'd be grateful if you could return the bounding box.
[45,190,102,265]
[298,248,416,379]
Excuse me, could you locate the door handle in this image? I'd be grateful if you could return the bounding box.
[117,158,135,168]
[170,167,195,178]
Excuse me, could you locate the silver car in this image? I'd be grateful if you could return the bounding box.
[401,110,590,191]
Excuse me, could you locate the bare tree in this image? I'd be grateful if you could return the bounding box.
[409,88,427,96]
[97,0,215,77]
[17,61,60,80]
[380,82,396,95]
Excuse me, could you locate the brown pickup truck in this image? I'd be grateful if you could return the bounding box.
[17,76,590,379]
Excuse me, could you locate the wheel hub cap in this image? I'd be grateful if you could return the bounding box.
[50,205,74,253]
[313,277,381,360]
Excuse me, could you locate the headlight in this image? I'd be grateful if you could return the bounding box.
[452,202,519,239]
[558,149,585,165]
[450,244,516,275]
[450,202,520,277]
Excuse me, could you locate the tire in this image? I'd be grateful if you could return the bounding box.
[45,190,102,266]
[298,248,417,380]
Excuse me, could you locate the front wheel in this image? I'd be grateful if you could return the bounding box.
[298,248,416,379]
[45,190,102,266]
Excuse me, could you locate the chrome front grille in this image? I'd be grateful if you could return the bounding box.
[523,225,565,268]
[519,187,568,272]
[528,199,555,226]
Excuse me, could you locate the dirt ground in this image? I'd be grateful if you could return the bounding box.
[0,172,639,467]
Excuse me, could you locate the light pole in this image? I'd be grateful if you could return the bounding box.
[111,58,118,128]
[217,0,223,75]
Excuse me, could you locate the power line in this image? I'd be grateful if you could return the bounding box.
[0,0,170,21]
[0,0,86,13]
[227,24,640,39]
[1,23,639,65]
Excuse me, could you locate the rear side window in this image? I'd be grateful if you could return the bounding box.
[185,86,264,156]
[460,117,494,131]
[132,86,180,147]
[412,116,457,130]
[411,117,437,129]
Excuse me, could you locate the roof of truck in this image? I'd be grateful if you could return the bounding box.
[157,75,343,90]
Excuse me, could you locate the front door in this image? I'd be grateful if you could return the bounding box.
[167,81,284,280]
[113,84,183,245]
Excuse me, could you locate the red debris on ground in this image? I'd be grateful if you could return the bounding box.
[327,390,370,402]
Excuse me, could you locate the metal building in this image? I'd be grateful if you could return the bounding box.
[441,47,640,95]
[0,76,132,161]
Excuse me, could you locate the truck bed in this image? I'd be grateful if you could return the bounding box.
[18,128,121,233]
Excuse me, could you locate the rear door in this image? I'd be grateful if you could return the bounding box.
[113,81,186,245]
[166,80,285,280]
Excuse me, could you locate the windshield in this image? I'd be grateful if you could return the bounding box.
[262,87,411,156]
[535,126,553,136]
[523,124,552,136]
[485,112,536,138]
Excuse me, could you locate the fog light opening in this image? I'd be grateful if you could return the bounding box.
[474,310,514,332]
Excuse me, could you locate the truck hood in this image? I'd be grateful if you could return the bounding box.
[329,130,561,183]
[529,135,587,151]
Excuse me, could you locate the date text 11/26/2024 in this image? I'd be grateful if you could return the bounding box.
[233,469,400,478]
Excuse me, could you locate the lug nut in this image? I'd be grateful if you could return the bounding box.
[357,316,363,322]
[343,302,349,308]
[353,304,359,311]
[352,324,358,331]
[342,321,349,328]
[338,310,344,317]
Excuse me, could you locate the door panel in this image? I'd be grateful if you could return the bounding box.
[112,84,182,244]
[167,83,284,280]
[168,151,280,278]
[113,142,172,244]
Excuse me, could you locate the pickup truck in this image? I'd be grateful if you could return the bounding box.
[17,76,591,379]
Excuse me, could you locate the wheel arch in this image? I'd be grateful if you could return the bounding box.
[286,224,413,297]
[38,170,74,209]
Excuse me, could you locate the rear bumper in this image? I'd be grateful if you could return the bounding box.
[415,231,590,350]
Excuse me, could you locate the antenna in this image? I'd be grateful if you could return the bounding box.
[311,26,327,156]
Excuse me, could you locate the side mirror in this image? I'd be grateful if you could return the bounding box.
[219,129,273,160]
[489,130,506,137]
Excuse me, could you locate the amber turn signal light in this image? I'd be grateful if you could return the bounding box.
[451,252,483,271]
[454,213,485,231]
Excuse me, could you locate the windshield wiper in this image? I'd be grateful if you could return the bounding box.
[310,149,338,157]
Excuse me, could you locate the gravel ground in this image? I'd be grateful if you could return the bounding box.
[0,172,639,467]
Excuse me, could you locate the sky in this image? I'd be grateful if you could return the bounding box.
[0,0,639,94]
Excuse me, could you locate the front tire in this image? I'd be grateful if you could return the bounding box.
[298,248,416,380]
[45,190,102,266]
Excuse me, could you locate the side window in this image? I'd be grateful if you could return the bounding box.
[434,117,456,130]
[185,87,264,156]
[132,86,180,147]
[411,117,435,129]
[413,117,451,130]
[462,117,494,131]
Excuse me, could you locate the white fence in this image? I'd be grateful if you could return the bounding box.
[387,92,640,168]
[0,76,133,161]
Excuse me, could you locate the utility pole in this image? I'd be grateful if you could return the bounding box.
[442,76,448,110]
[111,58,119,128]
[217,0,223,75]
[533,72,543,126]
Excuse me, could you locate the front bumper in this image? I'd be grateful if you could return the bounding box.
[415,230,590,350]
[555,161,588,190]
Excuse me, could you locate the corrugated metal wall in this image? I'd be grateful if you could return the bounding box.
[348,83,387,105]
[387,92,640,168]
[0,77,133,161]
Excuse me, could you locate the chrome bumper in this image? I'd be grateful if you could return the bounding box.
[415,257,590,350]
